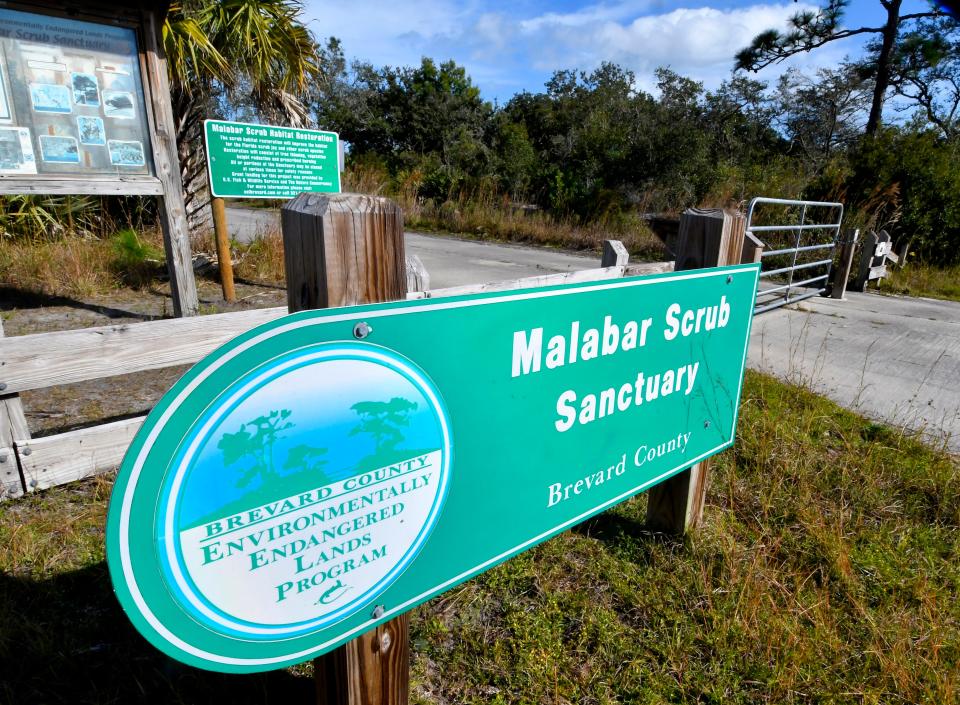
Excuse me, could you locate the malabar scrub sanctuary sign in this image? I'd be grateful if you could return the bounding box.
[203,119,340,199]
[106,264,760,672]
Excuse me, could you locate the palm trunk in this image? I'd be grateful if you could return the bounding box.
[172,89,212,234]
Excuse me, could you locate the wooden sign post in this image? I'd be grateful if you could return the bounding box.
[645,208,747,533]
[210,196,236,302]
[0,2,198,317]
[280,193,411,705]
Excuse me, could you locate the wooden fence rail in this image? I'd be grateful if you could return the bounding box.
[0,254,673,498]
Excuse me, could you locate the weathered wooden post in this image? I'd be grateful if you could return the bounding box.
[0,318,29,498]
[280,192,410,705]
[854,231,880,292]
[645,208,747,534]
[405,254,430,293]
[831,229,859,299]
[141,6,200,316]
[741,230,764,264]
[601,239,630,267]
[210,196,236,302]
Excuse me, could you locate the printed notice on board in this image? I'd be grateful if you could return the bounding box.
[0,9,153,177]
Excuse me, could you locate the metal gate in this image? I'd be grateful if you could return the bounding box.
[746,197,844,315]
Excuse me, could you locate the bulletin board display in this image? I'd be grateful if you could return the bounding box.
[0,7,155,179]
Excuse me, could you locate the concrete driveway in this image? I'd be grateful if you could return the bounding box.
[224,206,960,450]
[748,292,960,451]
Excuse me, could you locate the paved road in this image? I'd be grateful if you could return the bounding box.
[748,292,960,451]
[225,207,960,450]
[224,206,598,288]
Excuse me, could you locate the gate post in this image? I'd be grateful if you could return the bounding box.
[280,193,410,705]
[645,208,746,534]
[854,231,880,292]
[831,229,859,299]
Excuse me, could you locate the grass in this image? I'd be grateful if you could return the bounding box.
[0,228,169,299]
[882,262,960,302]
[1,371,957,704]
[342,164,668,260]
[0,212,662,302]
[401,196,666,260]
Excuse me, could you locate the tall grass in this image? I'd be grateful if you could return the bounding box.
[884,261,960,301]
[0,372,956,703]
[0,227,167,299]
[343,163,667,261]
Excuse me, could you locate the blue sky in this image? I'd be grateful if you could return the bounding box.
[301,0,934,101]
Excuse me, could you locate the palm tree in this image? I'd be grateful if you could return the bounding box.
[162,0,322,228]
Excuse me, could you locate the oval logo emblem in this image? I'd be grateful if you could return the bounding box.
[114,341,451,643]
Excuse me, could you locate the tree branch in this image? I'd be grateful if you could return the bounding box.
[741,26,887,71]
[898,12,943,22]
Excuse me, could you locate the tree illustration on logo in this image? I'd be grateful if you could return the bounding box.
[217,409,294,488]
[283,444,330,483]
[349,397,418,458]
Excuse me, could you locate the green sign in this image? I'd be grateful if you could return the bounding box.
[106,265,759,673]
[204,119,340,199]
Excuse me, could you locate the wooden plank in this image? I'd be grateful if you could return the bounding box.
[0,307,288,395]
[601,239,629,267]
[4,0,156,25]
[281,193,410,705]
[141,7,199,317]
[0,261,674,396]
[16,416,145,492]
[741,231,764,264]
[405,254,430,293]
[0,318,27,499]
[645,208,745,535]
[408,261,674,300]
[0,177,165,196]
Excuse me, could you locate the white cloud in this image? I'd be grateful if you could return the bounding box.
[303,0,870,99]
[518,0,659,31]
[508,2,828,91]
[303,0,470,66]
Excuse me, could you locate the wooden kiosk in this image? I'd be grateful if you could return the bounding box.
[0,0,198,316]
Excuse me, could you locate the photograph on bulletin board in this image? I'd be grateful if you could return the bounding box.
[0,8,154,177]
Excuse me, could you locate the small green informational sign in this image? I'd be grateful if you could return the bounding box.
[107,265,759,673]
[203,119,340,199]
